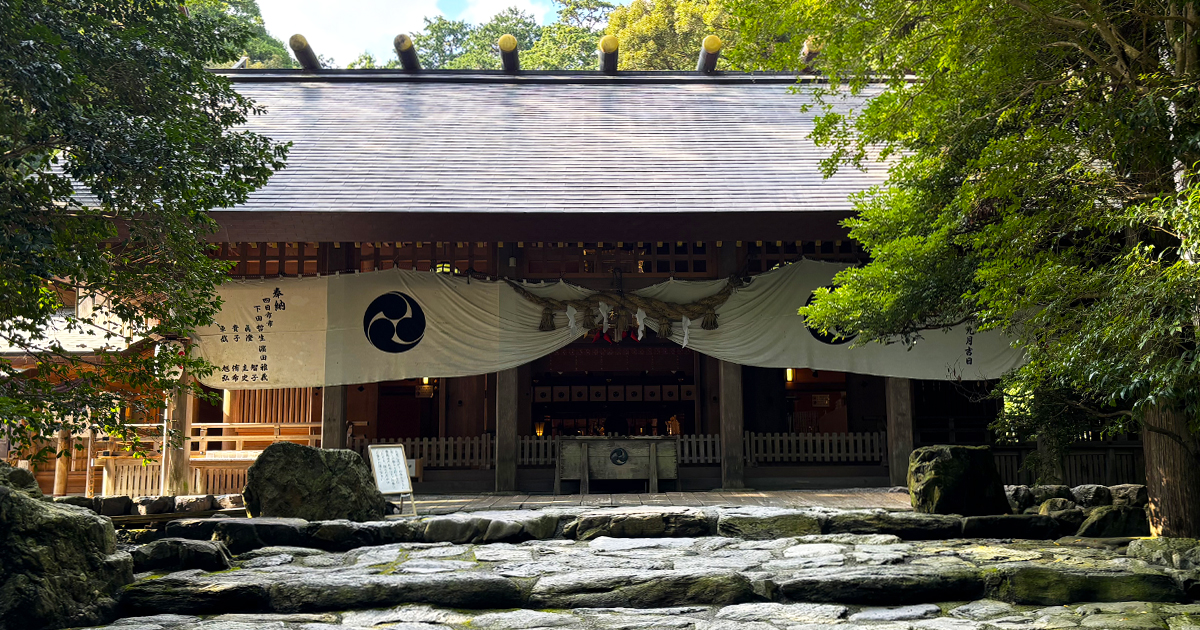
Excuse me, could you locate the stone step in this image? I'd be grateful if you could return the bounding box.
[158,507,1101,557]
[118,534,1188,617]
[98,600,1200,630]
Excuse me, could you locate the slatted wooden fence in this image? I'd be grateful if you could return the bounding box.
[519,436,556,465]
[350,435,494,468]
[993,443,1145,486]
[102,459,162,497]
[744,432,886,465]
[678,434,721,464]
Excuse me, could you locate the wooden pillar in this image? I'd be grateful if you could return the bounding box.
[84,430,96,498]
[718,360,745,489]
[53,429,71,496]
[321,385,347,449]
[885,377,914,487]
[162,375,195,496]
[496,368,519,492]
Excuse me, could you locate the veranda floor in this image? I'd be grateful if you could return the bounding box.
[407,488,912,515]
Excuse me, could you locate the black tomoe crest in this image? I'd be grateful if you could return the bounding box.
[363,292,426,353]
[804,288,857,345]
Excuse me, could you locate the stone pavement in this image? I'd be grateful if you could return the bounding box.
[87,504,1199,630]
[410,488,913,515]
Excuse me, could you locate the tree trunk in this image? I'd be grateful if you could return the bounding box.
[1143,404,1200,537]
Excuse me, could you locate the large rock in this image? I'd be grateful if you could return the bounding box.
[173,495,214,513]
[97,496,132,517]
[716,507,824,539]
[776,565,986,604]
[134,495,174,516]
[130,538,232,573]
[1072,484,1113,508]
[242,442,387,522]
[1031,485,1075,504]
[0,462,133,630]
[1005,485,1035,513]
[826,510,962,540]
[54,495,98,512]
[1128,538,1200,570]
[121,572,523,617]
[211,517,311,554]
[528,568,755,608]
[422,511,558,544]
[1110,484,1149,508]
[908,445,1011,516]
[960,514,1059,539]
[0,463,41,496]
[997,565,1183,604]
[215,494,244,509]
[565,507,711,540]
[1038,498,1077,514]
[1076,505,1151,538]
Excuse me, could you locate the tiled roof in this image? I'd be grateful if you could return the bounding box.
[219,72,888,216]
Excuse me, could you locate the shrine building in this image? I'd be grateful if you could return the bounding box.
[14,41,1146,497]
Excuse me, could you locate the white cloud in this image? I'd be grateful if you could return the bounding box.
[257,0,443,66]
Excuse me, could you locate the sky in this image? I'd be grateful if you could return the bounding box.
[258,0,557,66]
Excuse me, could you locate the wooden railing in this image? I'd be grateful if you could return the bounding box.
[679,434,721,464]
[993,442,1145,486]
[100,455,254,496]
[744,431,886,465]
[191,422,322,452]
[350,435,494,469]
[520,436,556,465]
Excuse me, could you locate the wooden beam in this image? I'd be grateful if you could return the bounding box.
[499,34,519,73]
[162,374,195,496]
[696,35,722,73]
[394,34,421,71]
[53,429,70,497]
[718,360,745,489]
[598,35,619,74]
[321,386,347,449]
[289,34,322,71]
[495,368,519,492]
[885,377,914,487]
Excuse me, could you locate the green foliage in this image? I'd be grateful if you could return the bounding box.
[346,53,401,70]
[0,0,288,459]
[727,0,1200,442]
[605,0,732,70]
[186,0,296,68]
[402,0,613,70]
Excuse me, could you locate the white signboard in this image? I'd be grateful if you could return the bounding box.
[368,444,413,494]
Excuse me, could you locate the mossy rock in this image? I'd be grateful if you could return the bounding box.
[998,566,1183,605]
[908,445,1011,516]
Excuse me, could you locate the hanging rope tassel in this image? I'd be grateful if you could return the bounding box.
[658,318,673,339]
[539,307,557,331]
[701,310,719,330]
[614,310,630,342]
[578,308,596,331]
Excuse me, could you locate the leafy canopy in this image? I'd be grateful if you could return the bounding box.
[727,0,1200,440]
[186,0,297,68]
[352,0,614,71]
[0,0,288,458]
[605,0,733,70]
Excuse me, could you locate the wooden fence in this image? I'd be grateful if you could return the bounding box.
[192,422,323,452]
[520,436,556,465]
[679,434,721,464]
[346,433,890,469]
[744,431,887,465]
[349,435,495,468]
[100,456,254,496]
[993,443,1145,486]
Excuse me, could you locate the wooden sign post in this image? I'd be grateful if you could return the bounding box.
[367,444,418,516]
